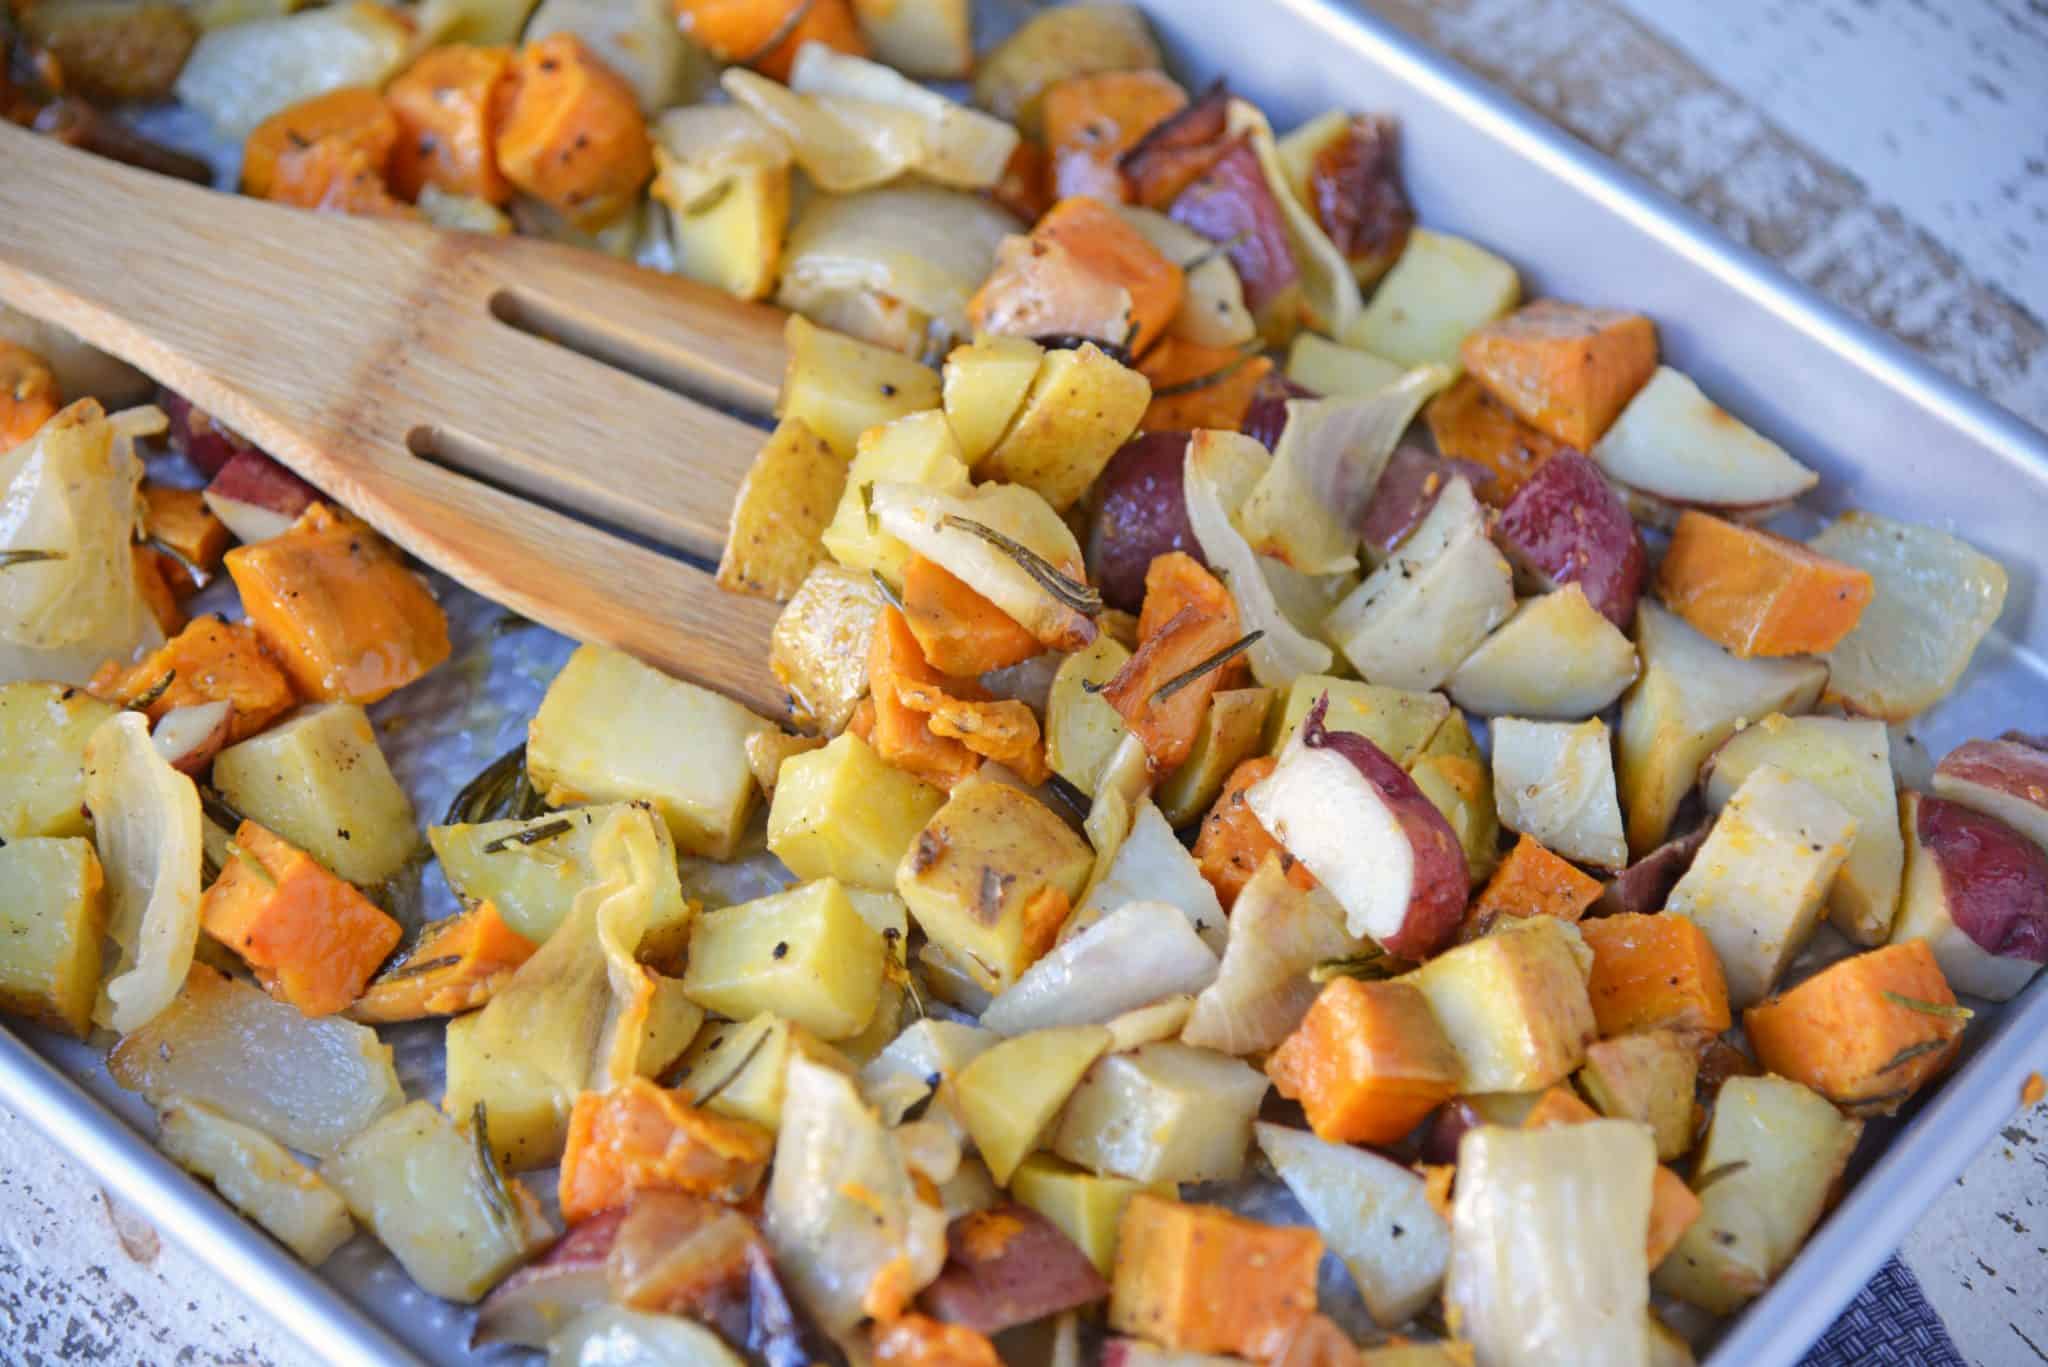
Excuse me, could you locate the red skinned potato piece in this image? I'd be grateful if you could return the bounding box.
[1493,449,1646,628]
[919,1205,1108,1335]
[1170,136,1302,325]
[1915,795,2048,963]
[1934,739,2048,857]
[159,388,254,479]
[1595,824,1710,918]
[1086,432,1202,614]
[1358,444,1496,557]
[150,699,232,777]
[204,448,320,545]
[1240,373,1316,451]
[1247,694,1467,959]
[472,1210,624,1348]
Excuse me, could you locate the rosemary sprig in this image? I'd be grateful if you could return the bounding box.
[732,0,817,65]
[939,514,1102,617]
[1151,631,1264,704]
[471,1103,522,1238]
[1311,946,1404,983]
[445,743,546,826]
[481,816,573,854]
[1692,1159,1751,1194]
[0,548,65,570]
[1877,1038,1953,1075]
[198,784,247,833]
[147,536,209,589]
[861,482,879,535]
[127,670,176,712]
[690,1028,771,1107]
[1882,990,1974,1022]
[377,953,461,984]
[224,839,275,888]
[871,570,904,611]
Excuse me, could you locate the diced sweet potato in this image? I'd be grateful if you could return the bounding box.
[1014,197,1186,357]
[1043,70,1189,203]
[201,821,404,1016]
[871,1314,1001,1367]
[1194,758,1316,908]
[920,1204,1109,1334]
[0,341,60,449]
[1654,510,1874,658]
[1265,977,1459,1145]
[1102,552,1243,773]
[225,503,450,704]
[242,87,400,205]
[1492,449,1648,629]
[990,139,1054,223]
[901,555,1043,678]
[868,606,984,790]
[132,546,185,636]
[142,485,231,592]
[1139,337,1273,432]
[1580,912,1731,1039]
[386,44,515,205]
[1423,375,1567,507]
[88,617,297,743]
[1109,1195,1322,1358]
[1744,939,1965,1115]
[350,902,536,1023]
[495,33,653,231]
[1520,1085,1700,1267]
[1302,113,1413,287]
[1466,835,1604,937]
[1460,300,1658,451]
[1118,80,1231,211]
[557,1078,774,1222]
[895,679,1049,785]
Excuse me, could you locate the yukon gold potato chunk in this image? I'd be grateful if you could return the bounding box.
[683,880,884,1041]
[1156,687,1271,827]
[1703,714,1901,946]
[675,1013,852,1135]
[1490,717,1628,870]
[976,344,1152,513]
[896,777,1094,991]
[1592,366,1816,511]
[716,417,845,601]
[954,1025,1110,1183]
[768,732,946,890]
[1448,586,1638,719]
[528,644,772,858]
[778,314,942,460]
[0,836,105,1038]
[1617,602,1826,855]
[1052,1041,1269,1185]
[770,563,889,735]
[1668,765,1857,1008]
[1264,674,1449,764]
[212,702,416,887]
[1654,1076,1860,1314]
[158,1098,354,1265]
[1349,228,1519,368]
[942,335,1043,464]
[0,682,119,838]
[1404,917,1596,1094]
[1046,635,1135,797]
[821,411,972,584]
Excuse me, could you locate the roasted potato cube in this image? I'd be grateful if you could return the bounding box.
[1046,635,1134,798]
[1654,1076,1861,1314]
[770,563,889,735]
[528,644,772,859]
[1447,585,1639,721]
[1408,709,1501,888]
[977,344,1152,513]
[0,681,120,839]
[953,1024,1111,1183]
[1459,299,1657,450]
[158,1097,355,1265]
[1490,717,1628,871]
[1592,366,1818,513]
[1051,1041,1269,1185]
[682,879,884,1041]
[1578,1031,1698,1160]
[1350,228,1519,368]
[1108,1195,1320,1359]
[1667,764,1857,1008]
[717,417,846,601]
[896,778,1095,990]
[657,154,788,302]
[1011,1154,1174,1277]
[1404,917,1596,1094]
[430,802,689,946]
[778,314,942,460]
[212,702,417,886]
[767,732,947,890]
[820,411,973,583]
[322,1101,551,1302]
[0,836,106,1038]
[675,1012,851,1132]
[942,335,1044,464]
[1263,674,1450,765]
[1745,940,1964,1116]
[1155,687,1271,828]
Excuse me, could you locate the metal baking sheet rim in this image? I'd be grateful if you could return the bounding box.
[1,1,2044,1364]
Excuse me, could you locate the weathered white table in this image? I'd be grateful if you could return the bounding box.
[3,1,2045,1363]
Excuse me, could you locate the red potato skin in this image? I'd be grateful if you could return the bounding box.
[1918,796,2048,963]
[1302,695,1467,959]
[1087,432,1203,614]
[160,388,253,479]
[1420,1097,1485,1165]
[1492,449,1646,628]
[1595,824,1711,918]
[918,1205,1108,1335]
[1169,137,1302,321]
[1357,444,1495,555]
[206,448,319,524]
[1936,738,2048,833]
[1241,374,1316,451]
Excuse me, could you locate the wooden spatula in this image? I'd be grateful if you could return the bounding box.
[0,124,798,715]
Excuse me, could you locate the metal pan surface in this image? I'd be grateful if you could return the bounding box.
[4,2,2045,1364]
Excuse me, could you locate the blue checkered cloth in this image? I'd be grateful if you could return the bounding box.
[1799,1257,1966,1366]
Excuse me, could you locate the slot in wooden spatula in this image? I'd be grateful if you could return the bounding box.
[0,124,797,715]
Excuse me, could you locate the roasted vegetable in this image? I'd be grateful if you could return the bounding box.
[901,554,1043,676]
[1580,912,1731,1041]
[1893,790,2048,1001]
[213,702,417,886]
[0,681,118,839]
[1275,111,1414,288]
[90,617,296,744]
[1655,510,1873,658]
[1423,374,1566,509]
[430,802,689,945]
[1352,228,1518,368]
[981,900,1217,1038]
[718,417,846,601]
[172,1,414,142]
[1578,1031,1698,1161]
[918,1204,1109,1333]
[971,3,1161,135]
[0,836,106,1038]
[495,33,653,232]
[1051,1040,1267,1185]
[1448,586,1638,720]
[683,879,885,1041]
[84,711,202,1034]
[1266,976,1458,1146]
[158,1097,355,1265]
[1406,917,1595,1094]
[351,901,535,1023]
[787,44,1018,189]
[770,563,890,735]
[1107,1195,1320,1359]
[1746,940,1964,1115]
[1169,137,1302,339]
[1466,834,1603,935]
[767,732,946,891]
[240,86,396,210]
[1182,857,1354,1055]
[974,340,1154,513]
[1459,299,1657,450]
[1490,717,1628,871]
[557,1078,773,1221]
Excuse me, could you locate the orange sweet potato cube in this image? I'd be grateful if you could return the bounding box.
[0,340,59,448]
[1423,375,1568,507]
[1140,337,1273,433]
[132,544,185,636]
[225,503,450,704]
[1468,834,1603,935]
[1520,1085,1700,1266]
[386,43,514,205]
[242,86,399,204]
[1109,1195,1321,1358]
[1581,912,1732,1039]
[90,617,296,742]
[1460,299,1658,450]
[1744,939,1964,1116]
[1194,758,1316,910]
[1265,977,1460,1145]
[494,33,652,232]
[557,1078,774,1222]
[901,555,1042,678]
[1028,196,1186,357]
[142,484,232,589]
[200,821,403,1016]
[1042,70,1189,203]
[1653,510,1874,658]
[349,901,536,1023]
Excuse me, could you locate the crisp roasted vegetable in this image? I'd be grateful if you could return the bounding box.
[495,34,653,231]
[1182,858,1356,1055]
[1138,337,1272,434]
[919,1204,1110,1333]
[1169,137,1303,340]
[1042,70,1186,201]
[1459,300,1657,450]
[1580,912,1731,1040]
[1746,940,1963,1115]
[1117,205,1257,349]
[1266,976,1458,1145]
[0,836,106,1038]
[200,820,401,1016]
[717,416,845,601]
[1702,713,1902,945]
[243,87,402,212]
[213,702,416,886]
[0,682,118,838]
[683,879,884,1041]
[982,900,1217,1037]
[1084,432,1199,615]
[1256,1122,1448,1328]
[172,1,414,141]
[1893,791,2048,1001]
[111,963,403,1155]
[1193,757,1305,910]
[1275,111,1414,289]
[1406,918,1595,1094]
[384,44,513,204]
[784,43,1017,189]
[1668,764,1857,1008]
[1423,375,1565,510]
[779,315,944,461]
[650,106,791,300]
[1655,511,1873,658]
[1156,686,1271,828]
[952,1025,1110,1184]
[821,413,971,585]
[1448,586,1637,720]
[528,644,772,859]
[1809,511,2010,721]
[141,484,230,593]
[351,901,536,1023]
[971,3,1160,135]
[1592,367,1816,514]
[324,1101,551,1301]
[557,1078,773,1221]
[1108,1195,1320,1359]
[1051,1040,1267,1185]
[91,617,296,745]
[872,481,1096,653]
[1617,602,1827,855]
[1578,1031,1698,1161]
[1654,1076,1860,1314]
[1492,449,1646,630]
[901,554,1043,676]
[526,0,702,113]
[1046,634,1135,796]
[770,563,889,735]
[1489,717,1627,871]
[1350,228,1518,367]
[1010,1156,1171,1280]
[431,802,688,946]
[975,341,1154,513]
[1466,835,1603,935]
[940,336,1042,465]
[767,733,946,891]
[158,1097,354,1265]
[680,1013,851,1136]
[84,711,202,1034]
[1099,552,1241,774]
[1407,707,1500,889]
[1222,99,1364,342]
[1448,1121,1655,1364]
[1263,674,1449,763]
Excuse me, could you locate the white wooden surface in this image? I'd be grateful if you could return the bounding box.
[2,1,2046,1363]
